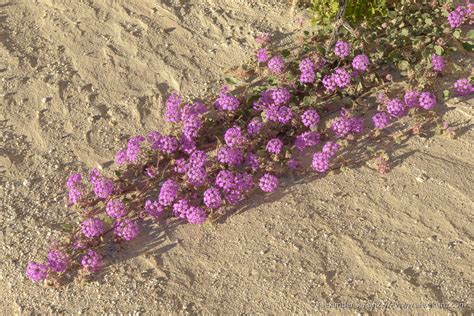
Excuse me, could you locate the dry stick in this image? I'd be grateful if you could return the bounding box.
[325,0,348,52]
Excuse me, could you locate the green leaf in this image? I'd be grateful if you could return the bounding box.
[103,215,114,226]
[398,60,410,71]
[462,41,474,52]
[453,30,461,39]
[225,77,238,85]
[443,90,450,100]
[62,223,74,232]
[281,49,291,58]
[434,45,444,55]
[467,29,474,40]
[367,146,377,153]
[401,28,409,37]
[246,94,260,106]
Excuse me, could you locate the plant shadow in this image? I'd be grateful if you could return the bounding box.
[88,96,468,314]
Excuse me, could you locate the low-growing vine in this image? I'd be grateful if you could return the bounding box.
[26,1,473,285]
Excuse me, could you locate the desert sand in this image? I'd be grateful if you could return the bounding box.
[0,0,473,314]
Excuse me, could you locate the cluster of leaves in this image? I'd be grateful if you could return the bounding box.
[305,0,388,26]
[302,0,473,96]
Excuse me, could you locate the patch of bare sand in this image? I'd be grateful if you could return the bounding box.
[0,0,473,314]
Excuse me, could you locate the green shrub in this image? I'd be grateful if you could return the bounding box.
[308,0,388,25]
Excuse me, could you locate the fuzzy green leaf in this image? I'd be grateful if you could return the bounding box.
[225,77,238,85]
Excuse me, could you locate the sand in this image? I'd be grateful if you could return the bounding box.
[0,0,473,314]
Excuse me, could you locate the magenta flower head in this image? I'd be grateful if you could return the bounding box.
[331,117,352,138]
[173,199,190,219]
[67,173,83,204]
[322,141,341,158]
[224,126,247,148]
[404,90,420,108]
[277,106,293,124]
[247,119,264,136]
[181,103,201,121]
[266,138,284,154]
[215,170,236,192]
[295,131,320,151]
[334,40,351,58]
[418,92,436,110]
[144,199,165,218]
[372,112,390,129]
[224,190,242,205]
[265,105,280,122]
[89,168,100,183]
[267,56,285,74]
[92,177,114,199]
[245,152,260,171]
[386,98,406,118]
[66,173,82,189]
[259,173,279,193]
[183,114,202,139]
[299,57,315,83]
[203,187,222,209]
[215,87,240,111]
[235,172,254,192]
[301,109,320,128]
[115,149,127,165]
[81,218,105,238]
[448,6,466,28]
[26,262,48,282]
[186,166,208,187]
[257,48,269,63]
[217,146,244,166]
[174,158,189,174]
[186,206,207,224]
[159,179,179,206]
[312,152,330,173]
[106,199,128,218]
[126,136,145,163]
[47,250,68,273]
[322,75,337,92]
[431,54,445,72]
[114,219,139,241]
[271,87,291,106]
[352,54,370,71]
[333,68,351,88]
[148,130,162,145]
[135,135,154,151]
[156,136,179,154]
[164,93,182,123]
[453,78,473,95]
[348,117,364,134]
[180,135,196,155]
[81,249,103,273]
[189,150,208,167]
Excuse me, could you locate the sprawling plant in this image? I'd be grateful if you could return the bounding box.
[26,1,473,285]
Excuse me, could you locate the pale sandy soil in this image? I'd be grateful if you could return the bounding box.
[0,0,473,314]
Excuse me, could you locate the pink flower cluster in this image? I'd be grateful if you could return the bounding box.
[27,8,468,284]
